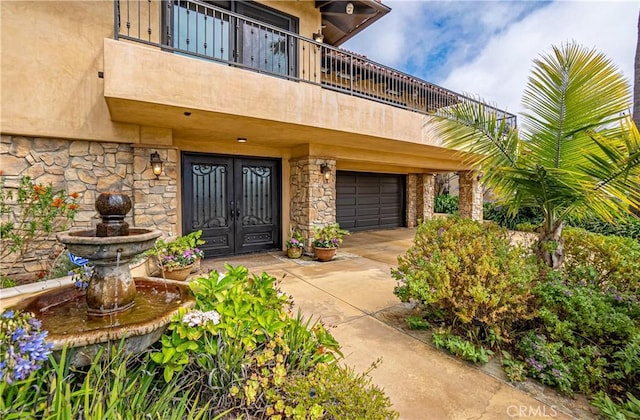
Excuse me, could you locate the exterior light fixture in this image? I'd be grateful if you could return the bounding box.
[345,2,354,14]
[312,30,324,43]
[150,151,163,179]
[237,137,247,143]
[320,163,331,180]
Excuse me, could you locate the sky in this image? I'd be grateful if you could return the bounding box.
[343,0,638,116]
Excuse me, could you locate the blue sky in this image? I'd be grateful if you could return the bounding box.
[343,0,638,115]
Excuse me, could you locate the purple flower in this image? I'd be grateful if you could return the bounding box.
[551,369,563,379]
[526,357,544,372]
[1,310,53,384]
[11,327,26,342]
[183,249,194,259]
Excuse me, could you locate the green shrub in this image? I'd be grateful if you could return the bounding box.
[277,362,398,419]
[392,217,538,348]
[563,227,640,295]
[434,194,459,214]
[483,202,544,230]
[432,329,493,364]
[517,276,640,399]
[565,213,640,241]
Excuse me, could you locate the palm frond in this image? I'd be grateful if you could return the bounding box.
[431,99,520,188]
[521,43,630,170]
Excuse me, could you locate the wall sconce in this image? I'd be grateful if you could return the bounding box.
[320,163,331,181]
[345,2,354,14]
[312,30,324,43]
[150,151,163,179]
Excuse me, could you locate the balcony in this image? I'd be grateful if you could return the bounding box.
[113,0,515,127]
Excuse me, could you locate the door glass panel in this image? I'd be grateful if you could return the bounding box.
[191,163,228,228]
[173,1,230,61]
[241,165,272,226]
[241,23,289,75]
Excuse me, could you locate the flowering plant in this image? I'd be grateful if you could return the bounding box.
[0,310,52,384]
[70,264,93,290]
[312,224,349,249]
[0,175,80,278]
[159,249,198,270]
[147,231,205,271]
[285,229,305,249]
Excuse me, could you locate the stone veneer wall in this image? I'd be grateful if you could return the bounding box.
[406,174,418,227]
[458,170,483,221]
[132,147,178,237]
[0,135,176,278]
[416,174,435,222]
[407,173,435,227]
[289,157,336,248]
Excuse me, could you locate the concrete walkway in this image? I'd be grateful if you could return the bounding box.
[202,228,581,420]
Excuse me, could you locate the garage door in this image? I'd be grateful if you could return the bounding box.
[336,171,405,231]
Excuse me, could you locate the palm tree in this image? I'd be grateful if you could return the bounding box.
[432,42,640,268]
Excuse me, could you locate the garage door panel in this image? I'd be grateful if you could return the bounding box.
[357,208,380,216]
[336,171,404,231]
[358,197,381,206]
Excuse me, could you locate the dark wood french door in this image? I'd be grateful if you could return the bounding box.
[181,153,281,257]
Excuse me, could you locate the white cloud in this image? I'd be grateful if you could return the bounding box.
[344,1,638,117]
[438,1,638,115]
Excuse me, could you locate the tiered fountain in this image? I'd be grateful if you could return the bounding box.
[13,192,195,365]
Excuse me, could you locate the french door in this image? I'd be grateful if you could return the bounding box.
[181,153,281,257]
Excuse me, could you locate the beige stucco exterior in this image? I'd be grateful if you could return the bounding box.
[1,0,485,277]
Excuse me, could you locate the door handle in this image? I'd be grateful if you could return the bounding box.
[229,201,235,220]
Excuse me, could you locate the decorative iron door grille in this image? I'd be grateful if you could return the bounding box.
[182,153,281,257]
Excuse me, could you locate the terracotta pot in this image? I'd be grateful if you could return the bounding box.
[313,246,337,262]
[190,257,202,273]
[162,264,194,281]
[287,247,303,259]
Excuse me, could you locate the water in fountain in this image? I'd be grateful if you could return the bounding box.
[12,192,195,365]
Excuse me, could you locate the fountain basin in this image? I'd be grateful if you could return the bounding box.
[56,228,161,263]
[12,277,195,366]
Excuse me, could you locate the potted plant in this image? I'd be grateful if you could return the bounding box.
[285,229,305,259]
[312,223,349,262]
[146,231,205,280]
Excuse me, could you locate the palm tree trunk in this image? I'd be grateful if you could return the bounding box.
[537,222,564,269]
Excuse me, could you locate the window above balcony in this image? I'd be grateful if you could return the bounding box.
[167,1,298,77]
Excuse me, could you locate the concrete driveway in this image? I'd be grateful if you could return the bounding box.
[202,228,592,420]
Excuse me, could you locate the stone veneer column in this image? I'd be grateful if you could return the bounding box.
[289,157,336,248]
[416,173,435,222]
[458,170,483,221]
[132,147,178,237]
[405,174,418,227]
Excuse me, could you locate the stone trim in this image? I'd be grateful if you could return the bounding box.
[458,170,483,221]
[417,173,435,222]
[289,156,336,248]
[406,174,418,227]
[132,147,178,237]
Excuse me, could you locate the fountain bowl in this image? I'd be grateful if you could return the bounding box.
[12,277,195,366]
[56,228,161,263]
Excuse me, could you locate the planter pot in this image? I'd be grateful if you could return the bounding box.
[161,264,194,281]
[313,246,337,262]
[190,257,202,273]
[287,247,303,259]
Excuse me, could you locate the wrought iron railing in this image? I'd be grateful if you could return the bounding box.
[114,0,516,126]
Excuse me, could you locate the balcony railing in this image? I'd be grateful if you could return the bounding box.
[114,0,516,126]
